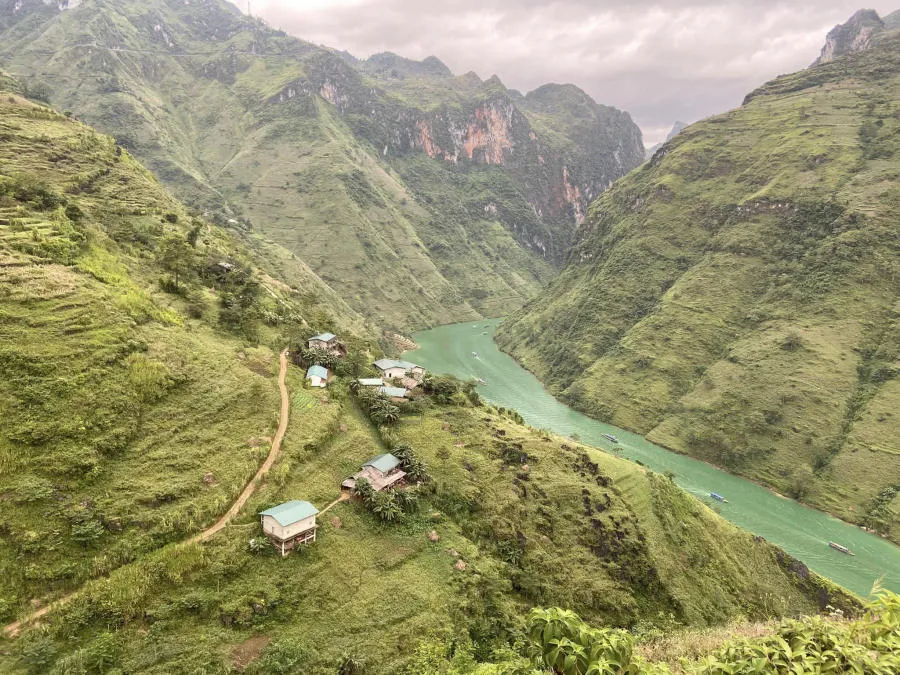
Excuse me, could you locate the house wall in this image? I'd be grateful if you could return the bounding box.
[308,375,325,387]
[262,514,317,540]
[381,366,407,379]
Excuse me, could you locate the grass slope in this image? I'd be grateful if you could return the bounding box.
[0,84,375,622]
[499,28,900,542]
[0,393,855,673]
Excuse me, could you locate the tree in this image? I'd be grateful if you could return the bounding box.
[370,492,402,523]
[156,233,195,291]
[369,397,400,426]
[186,221,203,247]
[354,478,375,503]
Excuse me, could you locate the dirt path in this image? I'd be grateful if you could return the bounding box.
[3,349,292,638]
[189,349,291,544]
[319,492,351,515]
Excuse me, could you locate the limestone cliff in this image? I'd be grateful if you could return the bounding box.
[812,8,884,66]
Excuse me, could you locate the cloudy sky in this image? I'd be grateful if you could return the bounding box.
[234,1,895,145]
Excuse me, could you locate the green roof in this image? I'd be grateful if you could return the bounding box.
[306,365,328,379]
[363,453,401,474]
[309,332,336,342]
[379,386,408,398]
[259,500,319,526]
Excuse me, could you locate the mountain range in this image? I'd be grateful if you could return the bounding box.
[0,0,644,330]
[0,2,898,671]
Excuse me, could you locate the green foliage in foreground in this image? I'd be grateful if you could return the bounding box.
[506,590,900,674]
[499,28,900,541]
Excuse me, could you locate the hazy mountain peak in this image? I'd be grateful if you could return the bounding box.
[360,51,452,79]
[665,121,687,141]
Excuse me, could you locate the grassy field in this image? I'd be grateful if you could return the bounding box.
[498,28,900,541]
[0,388,858,673]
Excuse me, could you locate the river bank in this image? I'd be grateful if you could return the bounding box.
[404,319,900,597]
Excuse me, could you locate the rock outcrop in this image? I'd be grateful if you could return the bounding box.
[812,9,884,66]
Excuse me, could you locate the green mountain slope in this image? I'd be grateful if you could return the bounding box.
[0,396,855,672]
[0,0,644,329]
[0,76,863,675]
[0,80,379,622]
[498,17,900,542]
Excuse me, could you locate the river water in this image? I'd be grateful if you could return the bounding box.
[405,319,900,597]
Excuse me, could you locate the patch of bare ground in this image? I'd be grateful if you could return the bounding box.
[231,635,271,671]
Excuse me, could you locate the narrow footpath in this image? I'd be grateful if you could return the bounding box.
[3,349,293,637]
[189,349,292,543]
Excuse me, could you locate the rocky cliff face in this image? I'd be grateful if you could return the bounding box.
[812,8,884,65]
[269,60,643,263]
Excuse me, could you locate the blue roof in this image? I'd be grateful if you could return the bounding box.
[373,358,420,372]
[306,365,328,379]
[379,386,408,398]
[309,332,336,342]
[259,500,319,526]
[363,453,401,474]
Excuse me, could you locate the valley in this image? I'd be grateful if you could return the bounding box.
[0,0,644,330]
[407,320,900,597]
[0,0,899,672]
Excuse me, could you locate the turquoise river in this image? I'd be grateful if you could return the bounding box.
[405,319,900,597]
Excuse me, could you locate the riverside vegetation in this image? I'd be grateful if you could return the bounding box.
[499,11,900,543]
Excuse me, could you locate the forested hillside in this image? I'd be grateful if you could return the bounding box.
[0,0,644,329]
[498,16,900,542]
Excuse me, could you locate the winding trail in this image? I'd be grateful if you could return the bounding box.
[3,349,293,638]
[189,349,291,544]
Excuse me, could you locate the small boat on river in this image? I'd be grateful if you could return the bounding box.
[710,492,729,503]
[475,377,487,385]
[472,351,478,358]
[829,541,855,556]
[602,433,619,444]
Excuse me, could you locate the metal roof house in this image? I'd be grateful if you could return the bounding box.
[373,359,425,381]
[308,332,346,356]
[306,365,328,388]
[341,453,406,493]
[357,378,384,387]
[259,500,319,556]
[379,385,408,400]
